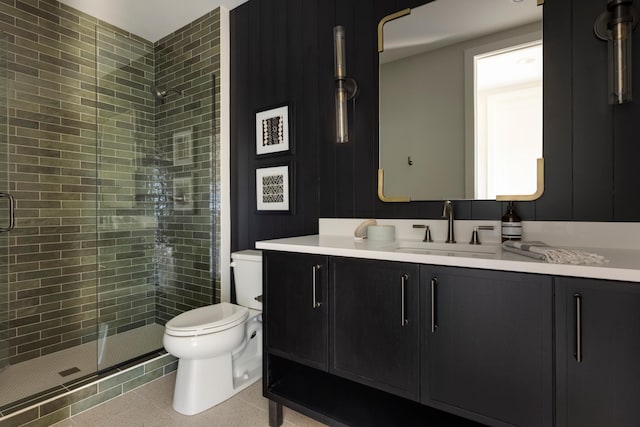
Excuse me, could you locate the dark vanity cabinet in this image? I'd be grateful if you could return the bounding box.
[264,251,640,427]
[263,251,329,371]
[330,258,420,401]
[421,266,554,427]
[555,277,640,427]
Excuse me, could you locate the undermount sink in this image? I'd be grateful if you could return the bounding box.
[390,241,500,258]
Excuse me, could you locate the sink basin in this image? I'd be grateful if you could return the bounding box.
[391,241,499,258]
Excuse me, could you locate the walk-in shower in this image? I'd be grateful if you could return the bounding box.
[0,17,220,415]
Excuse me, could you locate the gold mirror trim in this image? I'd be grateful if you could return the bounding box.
[496,158,545,201]
[537,0,544,5]
[378,169,410,202]
[378,8,411,53]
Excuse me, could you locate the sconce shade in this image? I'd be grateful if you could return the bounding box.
[335,80,349,143]
[333,25,358,143]
[594,0,638,104]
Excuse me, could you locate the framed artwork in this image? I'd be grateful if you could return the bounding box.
[173,130,192,165]
[255,105,289,155]
[173,176,194,211]
[256,165,289,211]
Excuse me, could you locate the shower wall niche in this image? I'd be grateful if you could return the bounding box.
[0,0,221,411]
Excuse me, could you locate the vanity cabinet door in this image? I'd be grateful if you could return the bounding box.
[556,277,640,427]
[330,257,420,401]
[422,266,553,427]
[263,251,329,371]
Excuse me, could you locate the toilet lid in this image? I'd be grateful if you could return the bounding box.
[165,302,249,337]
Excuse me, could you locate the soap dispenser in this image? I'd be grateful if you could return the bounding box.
[501,202,522,242]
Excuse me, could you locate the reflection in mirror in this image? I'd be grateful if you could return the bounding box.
[379,0,542,201]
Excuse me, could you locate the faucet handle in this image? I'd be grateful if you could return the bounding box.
[442,200,453,217]
[469,225,495,245]
[412,224,433,242]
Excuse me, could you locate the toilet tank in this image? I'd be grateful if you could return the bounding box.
[231,250,262,310]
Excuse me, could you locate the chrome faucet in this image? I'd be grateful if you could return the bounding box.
[442,200,455,243]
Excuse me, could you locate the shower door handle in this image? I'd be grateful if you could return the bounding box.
[0,192,15,232]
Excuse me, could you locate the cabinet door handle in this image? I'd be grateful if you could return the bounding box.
[401,274,409,327]
[0,192,15,232]
[431,278,438,333]
[574,293,582,363]
[312,264,322,309]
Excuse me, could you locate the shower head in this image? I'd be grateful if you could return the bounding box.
[150,84,182,104]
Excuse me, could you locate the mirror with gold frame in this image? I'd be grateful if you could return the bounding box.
[377,0,544,202]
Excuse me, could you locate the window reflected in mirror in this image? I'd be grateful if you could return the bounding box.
[472,40,542,199]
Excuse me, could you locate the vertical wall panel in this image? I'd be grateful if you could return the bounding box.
[533,0,573,220]
[317,0,337,219]
[612,24,640,220]
[571,0,613,220]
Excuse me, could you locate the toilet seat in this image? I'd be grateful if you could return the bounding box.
[165,302,249,337]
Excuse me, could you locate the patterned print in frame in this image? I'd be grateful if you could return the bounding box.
[256,165,289,211]
[255,105,289,155]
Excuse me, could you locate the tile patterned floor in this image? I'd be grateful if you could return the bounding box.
[51,372,327,427]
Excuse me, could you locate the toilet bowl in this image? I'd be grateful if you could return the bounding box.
[163,250,263,415]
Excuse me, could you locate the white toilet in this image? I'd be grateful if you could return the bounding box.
[163,249,263,415]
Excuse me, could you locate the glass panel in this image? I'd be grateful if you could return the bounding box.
[0,32,9,374]
[95,27,162,370]
[95,25,216,370]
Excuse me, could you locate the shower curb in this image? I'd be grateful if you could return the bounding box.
[0,352,177,427]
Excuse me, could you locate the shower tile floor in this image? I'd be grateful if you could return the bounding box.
[0,324,165,409]
[53,373,327,427]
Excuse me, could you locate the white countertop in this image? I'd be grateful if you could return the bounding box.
[256,234,640,283]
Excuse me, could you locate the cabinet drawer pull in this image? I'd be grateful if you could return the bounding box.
[431,278,438,333]
[401,274,409,327]
[574,293,582,363]
[312,265,322,309]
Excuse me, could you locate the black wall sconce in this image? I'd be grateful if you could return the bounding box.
[333,25,359,143]
[594,0,639,104]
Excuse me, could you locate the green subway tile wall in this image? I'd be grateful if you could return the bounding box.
[0,0,221,376]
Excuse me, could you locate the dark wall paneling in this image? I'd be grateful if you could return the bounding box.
[572,0,613,220]
[533,0,573,220]
[231,0,640,251]
[612,24,640,220]
[318,1,338,219]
